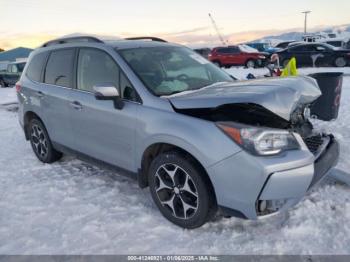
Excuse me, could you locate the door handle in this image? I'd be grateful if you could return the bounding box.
[70,101,83,110]
[37,91,45,98]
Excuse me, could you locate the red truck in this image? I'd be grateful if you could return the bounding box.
[208,45,268,68]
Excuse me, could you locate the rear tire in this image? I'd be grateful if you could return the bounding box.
[29,118,62,163]
[245,59,255,68]
[148,152,216,229]
[0,79,6,88]
[335,57,347,67]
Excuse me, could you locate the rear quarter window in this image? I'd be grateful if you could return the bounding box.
[26,52,48,82]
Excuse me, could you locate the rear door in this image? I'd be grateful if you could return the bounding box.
[40,48,76,147]
[215,48,228,65]
[68,47,138,170]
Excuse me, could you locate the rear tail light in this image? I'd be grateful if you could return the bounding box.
[15,82,21,93]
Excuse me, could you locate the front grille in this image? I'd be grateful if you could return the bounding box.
[303,135,324,155]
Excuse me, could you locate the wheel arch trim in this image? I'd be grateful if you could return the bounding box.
[23,110,45,140]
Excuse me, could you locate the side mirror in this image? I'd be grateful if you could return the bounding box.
[316,47,326,52]
[93,84,124,109]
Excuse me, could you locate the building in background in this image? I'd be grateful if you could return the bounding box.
[0,47,33,71]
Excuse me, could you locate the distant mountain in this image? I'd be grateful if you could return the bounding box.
[254,23,350,44]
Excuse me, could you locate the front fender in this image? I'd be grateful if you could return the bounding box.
[139,134,209,170]
[135,106,242,170]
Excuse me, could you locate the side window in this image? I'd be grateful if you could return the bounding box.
[11,65,18,73]
[45,49,75,87]
[120,72,138,102]
[314,45,327,51]
[26,52,48,82]
[306,45,319,51]
[228,47,239,53]
[17,63,26,73]
[291,46,306,52]
[77,48,119,92]
[217,48,228,54]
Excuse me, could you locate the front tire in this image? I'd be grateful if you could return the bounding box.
[148,152,215,229]
[335,57,347,67]
[212,61,221,67]
[0,79,6,88]
[29,118,62,163]
[245,59,255,68]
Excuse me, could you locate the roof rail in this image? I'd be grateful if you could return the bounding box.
[41,36,104,47]
[124,37,167,42]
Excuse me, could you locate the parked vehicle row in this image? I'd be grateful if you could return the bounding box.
[17,35,339,228]
[201,39,350,69]
[208,45,268,68]
[277,42,350,68]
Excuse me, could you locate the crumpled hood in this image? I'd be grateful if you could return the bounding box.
[168,76,321,121]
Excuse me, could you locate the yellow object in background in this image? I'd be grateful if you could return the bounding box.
[281,57,298,77]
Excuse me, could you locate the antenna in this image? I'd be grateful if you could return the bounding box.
[208,13,227,45]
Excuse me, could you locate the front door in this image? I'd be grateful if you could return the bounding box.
[69,47,138,171]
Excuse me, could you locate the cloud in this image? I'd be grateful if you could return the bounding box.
[160,27,209,37]
[1,23,348,50]
[0,33,59,50]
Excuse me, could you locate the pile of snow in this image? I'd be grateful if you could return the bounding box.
[0,69,350,254]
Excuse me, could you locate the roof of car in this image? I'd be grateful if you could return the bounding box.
[108,40,179,49]
[39,35,180,50]
[289,42,331,47]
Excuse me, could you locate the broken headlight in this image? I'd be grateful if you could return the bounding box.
[216,122,300,156]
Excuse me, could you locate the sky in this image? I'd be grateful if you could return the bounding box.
[1,0,350,50]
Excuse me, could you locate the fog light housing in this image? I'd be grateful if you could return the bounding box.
[256,199,288,216]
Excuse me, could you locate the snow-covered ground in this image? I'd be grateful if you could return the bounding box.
[0,86,17,105]
[225,66,350,80]
[1,68,350,254]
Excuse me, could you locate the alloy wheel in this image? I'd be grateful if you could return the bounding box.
[30,124,48,159]
[154,163,199,219]
[335,57,346,67]
[246,60,255,68]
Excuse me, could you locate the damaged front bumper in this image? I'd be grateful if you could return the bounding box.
[207,134,339,220]
[256,135,339,217]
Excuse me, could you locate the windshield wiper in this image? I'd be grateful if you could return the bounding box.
[159,90,187,96]
[160,81,232,97]
[188,81,231,91]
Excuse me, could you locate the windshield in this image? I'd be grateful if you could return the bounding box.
[320,43,336,50]
[118,46,233,96]
[239,44,259,53]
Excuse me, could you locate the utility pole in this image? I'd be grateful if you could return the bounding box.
[302,11,311,34]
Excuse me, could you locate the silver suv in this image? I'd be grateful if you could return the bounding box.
[17,36,339,228]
